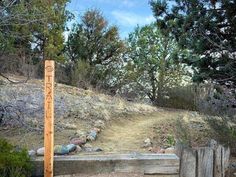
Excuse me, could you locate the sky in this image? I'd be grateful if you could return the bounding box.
[66,0,156,39]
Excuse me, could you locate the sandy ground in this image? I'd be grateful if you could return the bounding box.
[91,110,182,152]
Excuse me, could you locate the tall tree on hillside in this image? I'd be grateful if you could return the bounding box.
[126,23,190,104]
[0,0,71,62]
[65,9,125,90]
[150,0,236,86]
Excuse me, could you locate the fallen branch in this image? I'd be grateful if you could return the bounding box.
[0,73,29,84]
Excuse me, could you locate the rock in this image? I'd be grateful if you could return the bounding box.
[66,144,77,153]
[83,143,92,148]
[142,138,152,148]
[63,123,77,130]
[94,120,105,129]
[159,148,165,154]
[87,130,97,141]
[84,147,103,152]
[93,147,103,152]
[76,145,82,153]
[149,146,160,153]
[165,147,175,154]
[28,150,36,156]
[149,146,165,154]
[208,139,218,149]
[76,130,87,137]
[70,138,86,145]
[93,127,101,133]
[54,145,69,155]
[36,147,45,156]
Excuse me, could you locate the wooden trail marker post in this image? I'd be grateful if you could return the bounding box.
[44,60,55,177]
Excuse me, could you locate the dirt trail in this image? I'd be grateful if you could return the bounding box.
[92,109,184,152]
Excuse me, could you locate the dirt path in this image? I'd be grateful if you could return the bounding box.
[91,109,183,152]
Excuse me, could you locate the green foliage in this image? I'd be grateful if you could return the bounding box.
[162,85,197,110]
[70,60,92,88]
[150,0,236,87]
[126,23,190,104]
[175,118,191,147]
[0,138,32,177]
[0,0,71,61]
[166,134,175,147]
[66,9,125,65]
[65,9,125,91]
[206,117,236,148]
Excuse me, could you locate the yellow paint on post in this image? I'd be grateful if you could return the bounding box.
[44,60,55,177]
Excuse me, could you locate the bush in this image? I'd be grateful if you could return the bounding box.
[159,85,197,110]
[0,138,32,177]
[206,117,236,148]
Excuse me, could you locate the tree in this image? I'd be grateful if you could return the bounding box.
[0,0,71,61]
[65,9,125,90]
[150,0,236,86]
[126,23,189,104]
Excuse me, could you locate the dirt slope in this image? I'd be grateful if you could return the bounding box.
[0,75,220,151]
[92,109,213,152]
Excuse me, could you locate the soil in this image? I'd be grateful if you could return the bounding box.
[0,108,213,151]
[91,110,180,152]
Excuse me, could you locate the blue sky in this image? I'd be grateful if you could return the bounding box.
[66,0,155,39]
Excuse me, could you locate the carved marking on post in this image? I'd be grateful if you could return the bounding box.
[44,60,55,177]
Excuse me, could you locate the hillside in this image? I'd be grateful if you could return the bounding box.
[0,75,157,149]
[0,75,233,154]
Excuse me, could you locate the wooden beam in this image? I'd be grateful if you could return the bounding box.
[32,153,179,177]
[44,60,55,177]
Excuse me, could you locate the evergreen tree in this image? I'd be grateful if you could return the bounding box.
[150,0,236,86]
[65,9,125,90]
[126,23,190,104]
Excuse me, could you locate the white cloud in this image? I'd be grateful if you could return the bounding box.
[112,10,155,27]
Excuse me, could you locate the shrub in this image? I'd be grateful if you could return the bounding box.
[0,138,32,177]
[206,117,236,148]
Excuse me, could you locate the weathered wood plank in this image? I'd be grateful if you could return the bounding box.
[197,147,214,177]
[214,145,223,177]
[180,148,196,177]
[222,146,230,177]
[32,154,179,177]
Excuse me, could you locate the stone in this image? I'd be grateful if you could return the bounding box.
[159,148,166,154]
[149,146,165,154]
[76,145,82,152]
[87,130,97,141]
[63,123,77,130]
[70,138,86,145]
[76,130,87,137]
[93,147,103,152]
[149,146,160,153]
[165,147,175,154]
[142,138,152,148]
[54,145,69,155]
[83,143,92,148]
[93,127,101,133]
[36,147,45,156]
[28,150,36,156]
[208,139,218,149]
[84,147,103,152]
[94,120,105,129]
[66,144,77,153]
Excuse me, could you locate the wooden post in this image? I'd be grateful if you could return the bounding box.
[44,60,55,177]
[180,148,197,177]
